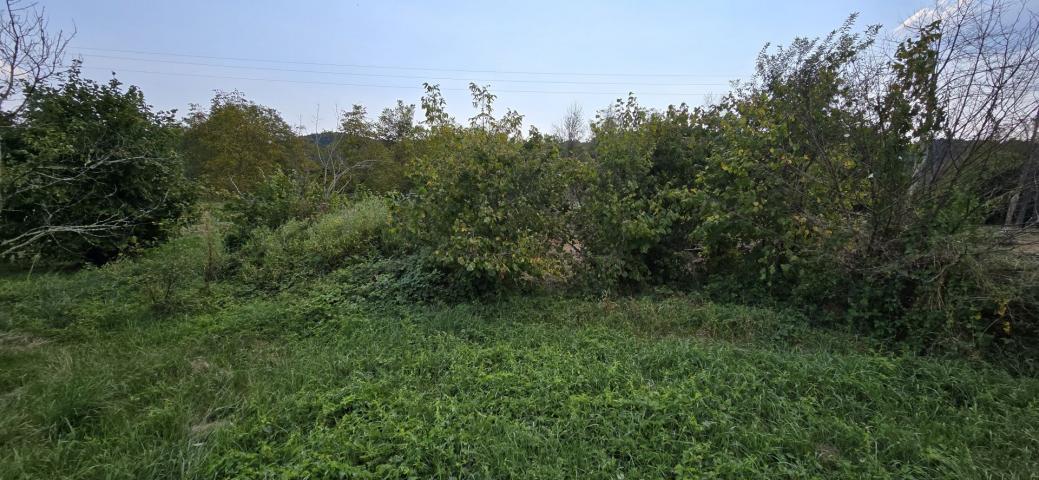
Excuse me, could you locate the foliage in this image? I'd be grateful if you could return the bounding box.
[673,17,1039,350]
[181,90,305,194]
[0,63,193,263]
[397,84,588,291]
[124,236,211,313]
[575,98,717,289]
[236,196,391,289]
[2,275,1039,478]
[221,169,321,250]
[115,212,230,313]
[369,100,421,192]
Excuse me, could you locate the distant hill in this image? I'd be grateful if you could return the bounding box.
[300,131,343,147]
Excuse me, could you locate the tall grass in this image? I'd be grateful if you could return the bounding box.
[2,275,1038,478]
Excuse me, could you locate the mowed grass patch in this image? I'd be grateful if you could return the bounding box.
[1,291,1037,478]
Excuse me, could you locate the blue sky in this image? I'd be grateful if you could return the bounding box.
[43,0,931,133]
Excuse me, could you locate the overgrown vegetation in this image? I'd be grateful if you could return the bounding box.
[4,258,1039,478]
[0,63,193,264]
[3,0,1039,477]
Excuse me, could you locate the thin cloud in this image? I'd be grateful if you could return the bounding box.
[895,0,960,33]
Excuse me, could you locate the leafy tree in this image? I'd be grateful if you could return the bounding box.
[366,100,420,192]
[181,91,304,194]
[305,105,389,202]
[0,63,192,263]
[375,100,420,144]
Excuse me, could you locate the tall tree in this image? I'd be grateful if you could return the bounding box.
[181,91,303,194]
[375,100,419,144]
[309,105,388,201]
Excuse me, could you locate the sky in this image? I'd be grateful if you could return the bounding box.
[40,0,933,133]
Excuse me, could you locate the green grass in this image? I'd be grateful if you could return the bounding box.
[1,272,1038,478]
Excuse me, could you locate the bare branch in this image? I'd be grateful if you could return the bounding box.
[0,0,72,118]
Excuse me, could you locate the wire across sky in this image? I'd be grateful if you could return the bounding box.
[73,46,750,98]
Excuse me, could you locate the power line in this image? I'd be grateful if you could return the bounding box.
[74,53,734,87]
[74,46,749,78]
[82,66,722,96]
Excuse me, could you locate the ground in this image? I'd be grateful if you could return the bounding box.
[1,274,1038,479]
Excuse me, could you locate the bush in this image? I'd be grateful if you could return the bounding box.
[108,212,229,314]
[0,64,194,264]
[574,99,714,290]
[222,170,321,250]
[237,196,390,289]
[397,84,587,293]
[128,237,209,313]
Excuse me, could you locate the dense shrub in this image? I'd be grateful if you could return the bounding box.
[558,18,1039,355]
[397,84,588,292]
[126,236,211,313]
[574,99,716,289]
[0,64,194,264]
[668,19,1039,352]
[85,212,231,314]
[222,170,321,249]
[237,196,391,289]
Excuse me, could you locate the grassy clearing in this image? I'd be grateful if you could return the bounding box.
[1,274,1038,479]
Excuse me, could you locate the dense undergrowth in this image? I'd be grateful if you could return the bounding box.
[3,256,1039,478]
[4,10,1039,478]
[6,16,1039,359]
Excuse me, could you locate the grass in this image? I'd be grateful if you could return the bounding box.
[1,270,1038,479]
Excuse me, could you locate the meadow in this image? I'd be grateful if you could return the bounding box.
[2,260,1038,478]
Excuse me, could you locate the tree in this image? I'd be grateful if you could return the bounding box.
[0,64,192,262]
[181,91,304,194]
[375,100,419,143]
[308,104,389,201]
[895,1,1039,229]
[0,0,71,120]
[553,102,586,155]
[369,100,421,192]
[0,0,71,257]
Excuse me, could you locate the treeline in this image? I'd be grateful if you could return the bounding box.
[3,11,1039,358]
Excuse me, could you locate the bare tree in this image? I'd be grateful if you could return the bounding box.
[900,0,1039,229]
[747,1,1039,267]
[0,0,71,118]
[307,105,377,206]
[553,102,586,154]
